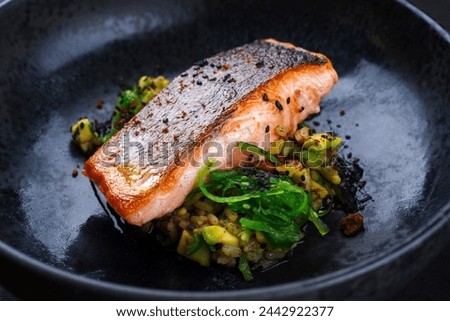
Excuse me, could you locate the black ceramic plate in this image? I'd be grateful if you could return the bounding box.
[0,0,449,300]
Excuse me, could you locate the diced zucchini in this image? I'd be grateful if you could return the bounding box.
[269,139,285,155]
[202,226,239,247]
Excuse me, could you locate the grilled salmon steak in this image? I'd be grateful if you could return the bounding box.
[84,39,338,226]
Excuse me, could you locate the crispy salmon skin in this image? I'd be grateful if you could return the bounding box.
[84,39,338,225]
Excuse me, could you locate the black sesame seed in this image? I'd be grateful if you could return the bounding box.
[300,175,305,182]
[313,121,320,126]
[255,61,264,68]
[360,194,372,203]
[262,93,269,101]
[163,118,169,124]
[265,125,270,133]
[216,64,222,69]
[299,106,305,113]
[194,59,208,67]
[209,77,217,81]
[196,80,203,86]
[345,135,351,139]
[336,124,341,128]
[286,97,291,104]
[202,74,209,79]
[223,73,231,82]
[275,100,283,110]
[180,72,188,77]
[79,122,85,129]
[347,152,353,159]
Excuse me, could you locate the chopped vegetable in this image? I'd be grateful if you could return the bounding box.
[70,118,101,154]
[238,255,253,281]
[269,139,285,155]
[70,75,169,153]
[103,76,169,143]
[186,233,204,255]
[166,122,347,280]
[201,226,240,247]
[177,230,210,267]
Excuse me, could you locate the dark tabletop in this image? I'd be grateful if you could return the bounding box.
[0,0,449,301]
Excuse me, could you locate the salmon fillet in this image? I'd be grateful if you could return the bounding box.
[84,39,338,226]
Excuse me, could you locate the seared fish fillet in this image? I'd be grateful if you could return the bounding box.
[84,39,338,226]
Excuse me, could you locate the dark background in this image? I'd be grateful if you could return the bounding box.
[0,0,449,300]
